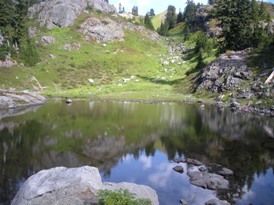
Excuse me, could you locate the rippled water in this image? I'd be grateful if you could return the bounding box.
[0,99,273,205]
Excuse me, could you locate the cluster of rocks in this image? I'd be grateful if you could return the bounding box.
[0,59,18,68]
[0,89,47,110]
[28,0,116,30]
[173,157,232,205]
[11,166,159,205]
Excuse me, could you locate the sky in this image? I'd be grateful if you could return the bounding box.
[110,0,274,16]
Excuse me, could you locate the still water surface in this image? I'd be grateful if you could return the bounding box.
[0,100,273,205]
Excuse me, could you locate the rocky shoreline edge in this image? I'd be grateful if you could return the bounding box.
[49,95,274,118]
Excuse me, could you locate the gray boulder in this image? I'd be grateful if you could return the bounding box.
[0,90,47,110]
[11,166,159,205]
[41,36,56,45]
[87,0,116,13]
[29,0,87,29]
[79,17,124,42]
[28,0,116,30]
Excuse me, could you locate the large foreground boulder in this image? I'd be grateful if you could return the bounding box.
[11,166,159,205]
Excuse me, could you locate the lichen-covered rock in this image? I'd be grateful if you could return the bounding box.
[87,0,116,13]
[28,0,116,30]
[79,17,124,42]
[11,166,159,205]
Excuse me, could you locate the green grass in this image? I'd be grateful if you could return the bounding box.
[151,11,166,30]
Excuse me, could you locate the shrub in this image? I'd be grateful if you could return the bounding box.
[97,189,152,205]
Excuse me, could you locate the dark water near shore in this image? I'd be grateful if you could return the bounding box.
[0,100,273,205]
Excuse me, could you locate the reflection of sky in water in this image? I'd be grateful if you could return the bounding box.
[101,151,215,205]
[237,168,274,205]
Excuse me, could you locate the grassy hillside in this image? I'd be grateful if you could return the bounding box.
[0,11,201,101]
[151,11,167,30]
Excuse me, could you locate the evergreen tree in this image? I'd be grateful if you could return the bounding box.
[177,11,183,24]
[144,13,154,30]
[216,0,254,50]
[149,8,155,16]
[132,5,138,16]
[182,0,197,30]
[157,21,168,36]
[119,3,123,13]
[165,5,176,30]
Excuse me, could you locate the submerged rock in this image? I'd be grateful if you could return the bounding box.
[173,165,184,173]
[11,166,159,205]
[205,198,230,205]
[188,171,229,190]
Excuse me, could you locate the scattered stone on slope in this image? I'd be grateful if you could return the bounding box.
[41,36,56,45]
[11,166,159,205]
[0,60,18,68]
[79,17,124,42]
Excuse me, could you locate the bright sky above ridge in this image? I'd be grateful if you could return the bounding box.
[110,0,274,15]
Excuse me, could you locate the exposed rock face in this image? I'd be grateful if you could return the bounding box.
[0,90,47,110]
[11,166,159,205]
[87,0,116,13]
[79,17,124,42]
[196,50,252,93]
[195,50,274,105]
[28,0,116,30]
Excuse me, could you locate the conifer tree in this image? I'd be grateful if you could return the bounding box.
[216,0,253,50]
[165,5,176,30]
[177,11,183,24]
[144,13,154,30]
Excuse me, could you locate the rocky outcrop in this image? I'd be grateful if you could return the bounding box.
[11,166,159,205]
[0,90,47,110]
[28,0,116,30]
[195,50,274,104]
[87,0,116,13]
[196,50,252,93]
[79,17,124,42]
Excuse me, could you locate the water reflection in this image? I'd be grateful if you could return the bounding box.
[0,100,273,204]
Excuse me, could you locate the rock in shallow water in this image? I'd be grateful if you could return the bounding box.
[188,171,229,190]
[11,166,159,205]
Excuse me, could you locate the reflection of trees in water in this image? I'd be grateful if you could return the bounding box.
[0,120,43,205]
[158,107,274,204]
